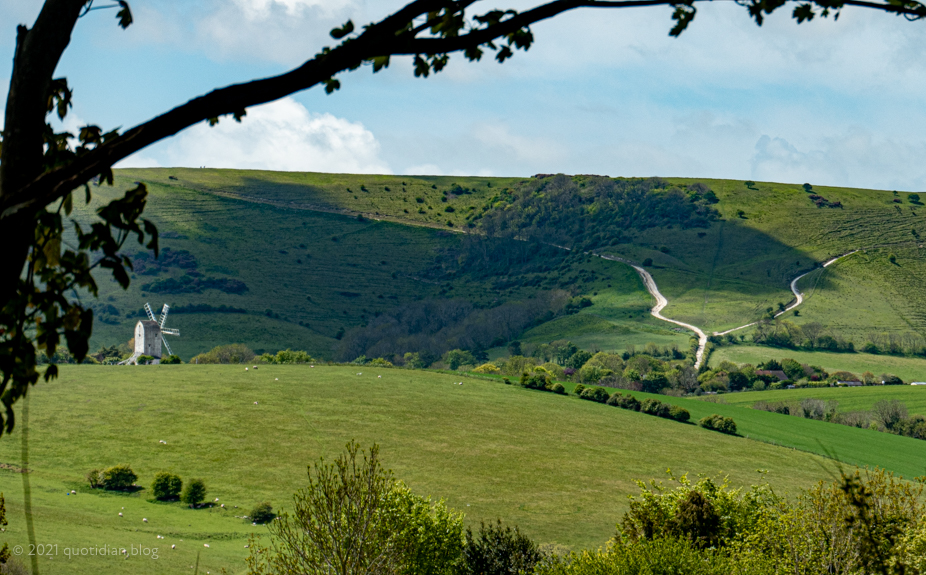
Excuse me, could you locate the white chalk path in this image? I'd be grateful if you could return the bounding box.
[596,254,709,369]
[713,250,859,337]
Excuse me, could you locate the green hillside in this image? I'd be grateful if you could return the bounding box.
[712,384,926,417]
[71,169,926,362]
[0,365,843,574]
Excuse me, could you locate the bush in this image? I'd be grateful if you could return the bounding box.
[640,398,671,418]
[550,382,566,395]
[473,363,501,374]
[101,464,137,491]
[573,383,586,396]
[579,387,609,403]
[249,502,276,524]
[669,405,691,423]
[151,472,182,501]
[881,374,904,385]
[181,478,207,507]
[160,354,182,364]
[262,349,316,364]
[612,394,641,411]
[368,357,394,367]
[606,392,624,407]
[642,258,653,267]
[458,520,543,575]
[699,414,737,435]
[520,373,550,390]
[191,344,255,364]
[87,468,103,489]
[136,355,154,364]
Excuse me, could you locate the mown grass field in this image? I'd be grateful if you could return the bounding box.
[709,345,926,383]
[0,365,850,574]
[714,385,926,417]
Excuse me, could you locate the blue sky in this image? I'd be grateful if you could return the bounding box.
[3,0,926,189]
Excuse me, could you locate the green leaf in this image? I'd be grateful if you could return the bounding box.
[793,3,816,22]
[63,192,73,217]
[414,55,430,78]
[330,20,354,39]
[43,364,59,382]
[371,55,390,73]
[324,78,341,94]
[669,2,697,36]
[117,1,133,29]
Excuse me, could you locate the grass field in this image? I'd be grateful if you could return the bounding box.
[0,365,856,574]
[713,385,926,417]
[709,345,926,383]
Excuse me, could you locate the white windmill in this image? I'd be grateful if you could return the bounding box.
[144,302,180,356]
[120,303,180,364]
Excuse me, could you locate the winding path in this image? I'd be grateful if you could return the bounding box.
[597,254,709,369]
[713,250,859,336]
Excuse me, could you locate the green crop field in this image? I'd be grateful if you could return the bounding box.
[0,365,855,574]
[713,385,926,417]
[709,345,926,383]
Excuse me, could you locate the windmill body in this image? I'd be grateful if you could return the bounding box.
[120,303,180,365]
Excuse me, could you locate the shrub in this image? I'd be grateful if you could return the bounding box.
[191,344,255,364]
[669,405,691,423]
[136,355,154,364]
[881,374,904,385]
[613,395,641,411]
[550,382,566,395]
[520,373,551,391]
[458,520,543,575]
[161,354,182,364]
[151,472,182,501]
[368,357,394,367]
[606,392,624,406]
[249,502,275,524]
[101,464,137,491]
[579,387,609,403]
[181,478,207,507]
[573,383,586,396]
[699,414,737,435]
[641,398,671,418]
[473,363,501,374]
[642,258,653,267]
[87,468,103,489]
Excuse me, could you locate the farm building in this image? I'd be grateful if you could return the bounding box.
[756,370,788,381]
[912,382,926,386]
[134,320,162,361]
[837,381,864,387]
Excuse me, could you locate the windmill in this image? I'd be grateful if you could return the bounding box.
[144,302,180,356]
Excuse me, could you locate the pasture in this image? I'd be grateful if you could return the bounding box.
[714,385,926,417]
[0,365,847,574]
[709,345,926,383]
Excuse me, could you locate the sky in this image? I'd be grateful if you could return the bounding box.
[2,0,926,190]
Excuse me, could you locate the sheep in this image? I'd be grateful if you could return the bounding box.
[70,490,76,494]
[275,378,279,381]
[253,366,258,369]
[171,545,176,549]
[118,512,123,517]
[159,440,167,444]
[204,544,210,548]
[245,367,249,371]
[143,518,148,523]
[220,503,225,508]
[254,401,259,405]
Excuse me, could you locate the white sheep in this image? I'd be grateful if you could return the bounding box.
[245,367,249,371]
[204,544,210,548]
[254,401,258,405]
[143,518,148,523]
[159,440,167,444]
[275,378,279,381]
[171,545,176,549]
[378,375,382,378]
[118,512,123,517]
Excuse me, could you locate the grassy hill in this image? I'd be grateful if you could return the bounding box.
[0,365,853,574]
[70,169,926,364]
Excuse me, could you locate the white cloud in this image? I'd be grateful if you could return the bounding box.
[472,122,565,165]
[750,130,926,190]
[120,97,390,173]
